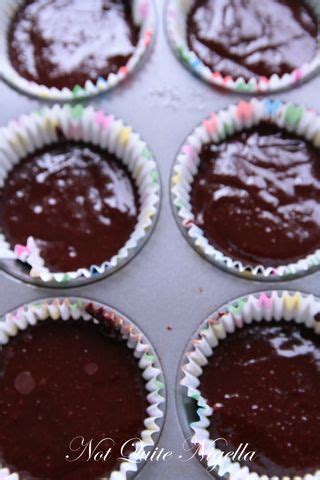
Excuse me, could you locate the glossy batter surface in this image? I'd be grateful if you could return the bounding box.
[191,123,320,266]
[0,319,147,480]
[201,321,320,477]
[0,142,139,272]
[187,0,318,80]
[9,0,140,89]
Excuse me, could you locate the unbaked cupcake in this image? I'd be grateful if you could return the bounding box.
[171,99,320,280]
[0,105,160,285]
[180,290,320,479]
[0,298,165,480]
[0,0,156,99]
[167,0,320,93]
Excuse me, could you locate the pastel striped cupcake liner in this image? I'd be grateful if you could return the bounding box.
[171,99,320,281]
[0,104,161,286]
[179,290,320,480]
[0,0,156,101]
[0,297,166,480]
[166,0,320,94]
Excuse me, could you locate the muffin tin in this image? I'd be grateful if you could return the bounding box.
[0,1,320,479]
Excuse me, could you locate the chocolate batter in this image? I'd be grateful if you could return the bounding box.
[0,142,139,272]
[8,0,140,89]
[187,0,318,80]
[191,123,320,266]
[200,321,320,477]
[0,319,147,480]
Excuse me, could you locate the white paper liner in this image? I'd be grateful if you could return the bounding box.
[0,0,156,100]
[171,98,320,281]
[0,104,161,284]
[180,290,320,480]
[166,0,320,94]
[0,297,166,480]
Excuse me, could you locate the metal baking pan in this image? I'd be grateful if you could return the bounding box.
[0,1,319,479]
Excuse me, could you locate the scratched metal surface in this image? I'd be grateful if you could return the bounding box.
[0,1,320,478]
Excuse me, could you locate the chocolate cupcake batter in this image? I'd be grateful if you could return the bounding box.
[8,0,140,89]
[187,0,318,81]
[200,321,320,477]
[191,123,320,267]
[0,142,139,272]
[0,319,147,480]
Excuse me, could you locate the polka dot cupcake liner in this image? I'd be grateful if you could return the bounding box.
[179,290,320,480]
[0,297,166,480]
[171,98,320,281]
[0,0,156,101]
[0,104,161,286]
[166,0,320,94]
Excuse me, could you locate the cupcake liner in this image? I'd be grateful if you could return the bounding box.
[166,0,320,94]
[171,98,320,281]
[0,104,161,286]
[0,297,166,480]
[0,0,156,101]
[179,290,320,480]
